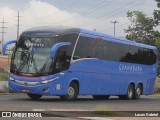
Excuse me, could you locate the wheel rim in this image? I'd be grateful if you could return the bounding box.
[68,87,75,98]
[128,86,133,98]
[136,87,141,97]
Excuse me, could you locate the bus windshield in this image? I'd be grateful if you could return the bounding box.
[11,36,58,76]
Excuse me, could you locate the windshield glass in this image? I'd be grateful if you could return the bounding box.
[11,36,57,76]
[10,33,78,76]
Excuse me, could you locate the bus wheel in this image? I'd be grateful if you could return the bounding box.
[93,95,110,100]
[134,84,142,99]
[124,84,134,100]
[27,93,42,100]
[125,84,134,100]
[60,83,78,101]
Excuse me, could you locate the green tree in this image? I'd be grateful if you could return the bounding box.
[124,11,157,45]
[154,0,160,75]
[154,0,160,25]
[155,37,160,75]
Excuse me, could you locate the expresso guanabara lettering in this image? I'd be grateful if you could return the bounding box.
[119,64,143,72]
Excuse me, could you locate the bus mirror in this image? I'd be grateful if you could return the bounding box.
[50,42,71,58]
[2,40,17,55]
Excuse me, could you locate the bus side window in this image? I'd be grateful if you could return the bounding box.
[73,36,91,60]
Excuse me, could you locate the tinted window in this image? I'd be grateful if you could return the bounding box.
[73,36,92,59]
[104,41,126,61]
[89,38,104,59]
[74,36,105,59]
[60,33,78,61]
[120,45,157,65]
[74,35,157,65]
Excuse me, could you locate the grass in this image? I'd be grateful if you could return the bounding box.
[94,105,116,116]
[0,67,9,81]
[0,73,9,81]
[155,84,160,93]
[155,78,160,93]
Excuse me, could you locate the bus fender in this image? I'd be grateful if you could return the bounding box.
[68,78,80,92]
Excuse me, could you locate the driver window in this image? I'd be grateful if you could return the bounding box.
[54,47,70,72]
[56,50,67,69]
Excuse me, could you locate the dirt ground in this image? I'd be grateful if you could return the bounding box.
[0,55,10,67]
[0,56,10,66]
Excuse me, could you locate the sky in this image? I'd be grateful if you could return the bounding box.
[0,0,159,42]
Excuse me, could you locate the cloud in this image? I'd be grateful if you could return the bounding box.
[0,6,16,27]
[0,0,129,42]
[0,0,91,41]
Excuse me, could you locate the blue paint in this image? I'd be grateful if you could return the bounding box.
[5,27,157,98]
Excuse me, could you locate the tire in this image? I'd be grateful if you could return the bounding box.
[27,93,42,100]
[60,83,78,101]
[93,95,110,100]
[134,84,142,99]
[124,84,134,100]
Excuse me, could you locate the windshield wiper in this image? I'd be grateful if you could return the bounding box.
[30,49,38,73]
[16,60,28,73]
[16,51,30,73]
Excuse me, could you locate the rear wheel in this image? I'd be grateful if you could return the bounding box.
[93,95,110,100]
[27,93,42,100]
[60,83,78,101]
[134,84,142,99]
[126,84,134,100]
[121,84,134,100]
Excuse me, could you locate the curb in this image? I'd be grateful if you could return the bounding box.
[32,109,112,120]
[78,117,112,120]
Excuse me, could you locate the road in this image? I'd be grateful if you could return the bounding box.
[0,94,160,111]
[1,94,160,119]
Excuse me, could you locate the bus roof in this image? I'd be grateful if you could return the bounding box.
[23,26,80,35]
[22,26,156,50]
[80,28,157,50]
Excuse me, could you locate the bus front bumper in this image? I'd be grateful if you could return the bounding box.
[8,80,66,96]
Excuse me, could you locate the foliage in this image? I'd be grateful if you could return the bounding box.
[155,84,160,93]
[125,11,158,45]
[0,67,8,81]
[154,0,160,25]
[0,73,8,81]
[125,0,160,75]
[155,78,160,93]
[154,33,160,75]
[94,106,116,116]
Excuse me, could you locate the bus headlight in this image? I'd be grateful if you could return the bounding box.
[10,77,15,81]
[41,77,59,84]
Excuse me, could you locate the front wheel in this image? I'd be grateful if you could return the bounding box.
[27,93,42,100]
[60,83,78,101]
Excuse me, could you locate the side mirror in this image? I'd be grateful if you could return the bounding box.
[50,42,71,58]
[2,40,17,55]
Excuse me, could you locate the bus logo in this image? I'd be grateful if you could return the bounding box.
[119,64,143,72]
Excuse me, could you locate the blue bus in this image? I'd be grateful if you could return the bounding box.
[3,26,157,100]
